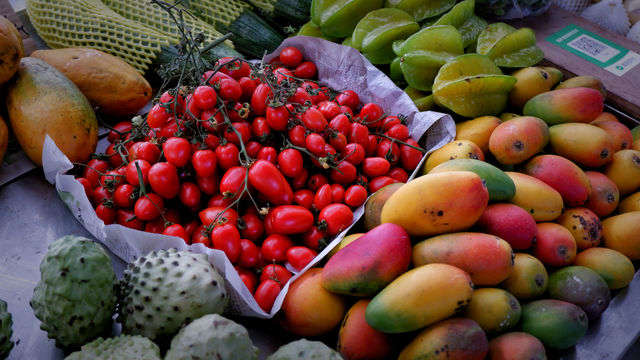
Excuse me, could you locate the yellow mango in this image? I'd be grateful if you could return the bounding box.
[602,211,640,261]
[455,116,502,153]
[602,149,640,196]
[423,140,484,173]
[505,171,564,222]
[618,191,640,213]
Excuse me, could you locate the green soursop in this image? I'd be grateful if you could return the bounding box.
[0,299,13,359]
[64,335,161,360]
[30,235,117,350]
[164,313,258,360]
[267,339,344,360]
[117,248,228,342]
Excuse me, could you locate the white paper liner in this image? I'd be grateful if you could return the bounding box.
[42,36,455,318]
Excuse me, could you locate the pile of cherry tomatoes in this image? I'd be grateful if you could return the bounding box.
[74,46,425,312]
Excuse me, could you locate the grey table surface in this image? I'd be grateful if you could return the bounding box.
[2,167,640,359]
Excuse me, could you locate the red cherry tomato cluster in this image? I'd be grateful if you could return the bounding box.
[74,46,425,312]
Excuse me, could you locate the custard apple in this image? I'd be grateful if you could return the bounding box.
[117,248,228,342]
[64,335,161,360]
[0,299,13,359]
[267,339,344,360]
[30,235,117,350]
[164,313,258,360]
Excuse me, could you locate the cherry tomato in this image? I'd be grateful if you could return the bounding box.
[217,57,251,79]
[211,223,241,263]
[288,125,307,147]
[259,263,293,287]
[329,132,348,152]
[254,279,281,313]
[386,124,410,141]
[318,203,353,235]
[83,159,109,188]
[236,266,257,293]
[301,108,328,132]
[301,81,326,104]
[330,161,357,185]
[219,166,248,200]
[266,105,290,131]
[349,122,370,146]
[277,148,304,178]
[261,234,294,263]
[245,141,262,159]
[200,109,224,132]
[377,139,400,165]
[159,90,185,113]
[273,66,294,84]
[400,138,424,172]
[330,183,345,204]
[305,173,328,193]
[290,168,309,190]
[178,181,201,208]
[224,121,252,148]
[192,85,217,110]
[248,160,293,205]
[257,146,278,164]
[289,87,312,106]
[342,143,365,165]
[368,176,397,193]
[163,137,192,168]
[91,186,112,207]
[344,184,368,208]
[145,217,166,234]
[251,83,273,116]
[105,143,125,168]
[305,133,326,156]
[217,78,242,102]
[250,116,271,138]
[95,204,116,225]
[163,224,189,244]
[313,183,333,211]
[365,135,379,157]
[191,224,211,247]
[319,102,342,123]
[382,115,402,131]
[269,205,314,235]
[293,189,314,210]
[76,177,92,200]
[134,193,165,221]
[336,89,360,110]
[215,143,240,170]
[387,167,409,183]
[294,61,317,79]
[99,170,125,189]
[183,93,202,121]
[358,103,385,129]
[199,206,239,227]
[237,239,260,268]
[239,76,257,101]
[114,183,136,208]
[116,208,144,230]
[279,46,303,67]
[286,246,317,271]
[129,141,161,163]
[362,157,391,178]
[207,193,234,208]
[148,162,180,199]
[203,133,221,150]
[107,121,133,143]
[300,227,328,251]
[146,103,171,128]
[240,211,264,242]
[191,149,217,178]
[196,173,219,195]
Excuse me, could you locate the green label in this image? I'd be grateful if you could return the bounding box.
[546,24,640,76]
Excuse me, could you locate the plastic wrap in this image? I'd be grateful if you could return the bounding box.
[476,0,552,20]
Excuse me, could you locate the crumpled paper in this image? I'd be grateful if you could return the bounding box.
[42,36,455,318]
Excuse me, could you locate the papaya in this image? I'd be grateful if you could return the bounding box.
[429,159,516,202]
[0,15,23,85]
[488,116,549,165]
[398,318,488,360]
[555,207,602,250]
[574,247,635,290]
[505,171,564,222]
[412,232,515,286]
[602,149,640,196]
[337,299,396,360]
[499,253,548,301]
[548,123,615,168]
[423,140,484,173]
[521,299,588,351]
[365,263,474,333]
[584,171,619,218]
[618,191,640,213]
[601,211,640,260]
[380,171,489,237]
[464,288,521,335]
[554,75,606,98]
[362,182,403,231]
[523,154,591,207]
[0,116,8,163]
[532,222,577,267]
[547,266,610,321]
[5,57,98,165]
[321,223,411,297]
[487,332,547,360]
[455,116,501,153]
[474,203,537,250]
[523,87,604,125]
[31,48,152,117]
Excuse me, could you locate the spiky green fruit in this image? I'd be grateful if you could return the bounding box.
[64,335,161,360]
[267,339,344,359]
[164,314,258,360]
[30,235,117,350]
[0,299,14,359]
[117,248,228,342]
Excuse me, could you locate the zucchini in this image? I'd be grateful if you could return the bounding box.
[183,0,284,59]
[245,0,312,27]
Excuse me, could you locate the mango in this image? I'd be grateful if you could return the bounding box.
[429,159,516,202]
[591,118,634,152]
[455,116,501,153]
[618,191,640,213]
[548,266,610,321]
[508,66,555,109]
[574,247,635,290]
[278,268,347,336]
[363,182,403,231]
[540,66,563,86]
[591,111,619,124]
[523,87,604,125]
[554,75,606,98]
[632,125,640,151]
[584,171,620,218]
[412,232,514,286]
[321,223,411,297]
[487,332,547,360]
[380,171,489,237]
[337,299,396,360]
[555,207,602,250]
[326,232,363,260]
[505,171,564,222]
[532,222,577,267]
[464,288,521,335]
[398,318,488,360]
[601,211,640,260]
[474,203,537,250]
[0,116,7,163]
[524,154,591,207]
[521,299,588,350]
[499,112,520,121]
[548,123,615,168]
[365,263,474,333]
[423,139,484,173]
[602,149,640,196]
[488,116,549,165]
[499,253,548,301]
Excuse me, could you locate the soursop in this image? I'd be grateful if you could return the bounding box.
[164,313,259,360]
[117,248,228,342]
[64,335,161,360]
[30,235,117,350]
[0,299,13,359]
[267,339,344,360]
